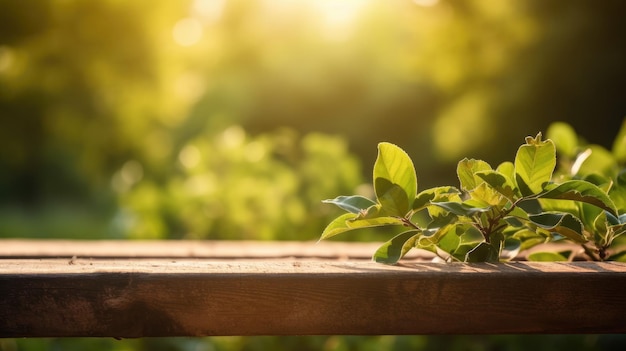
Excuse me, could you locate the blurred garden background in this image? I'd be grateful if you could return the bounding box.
[1,0,625,350]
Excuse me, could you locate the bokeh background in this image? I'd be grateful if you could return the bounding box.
[1,0,625,350]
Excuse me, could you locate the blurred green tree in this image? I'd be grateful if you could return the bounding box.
[0,0,624,241]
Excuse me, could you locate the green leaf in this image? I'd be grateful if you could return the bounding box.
[319,213,359,240]
[515,198,542,215]
[412,186,461,211]
[540,180,617,216]
[373,142,418,209]
[574,145,618,178]
[581,173,612,188]
[496,161,516,185]
[546,121,578,158]
[322,195,377,214]
[609,171,626,215]
[431,201,491,217]
[510,228,548,251]
[319,213,404,240]
[375,179,410,217]
[458,224,484,244]
[612,119,626,164]
[579,202,604,234]
[514,133,556,196]
[528,212,586,243]
[427,212,458,229]
[527,251,569,262]
[538,198,580,215]
[592,211,609,246]
[608,249,626,262]
[435,224,483,261]
[501,238,522,260]
[467,182,508,207]
[349,215,405,229]
[457,158,492,191]
[475,170,520,201]
[437,225,462,255]
[373,230,420,264]
[465,242,499,262]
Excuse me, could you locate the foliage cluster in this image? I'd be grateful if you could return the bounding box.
[322,121,626,263]
[115,127,362,241]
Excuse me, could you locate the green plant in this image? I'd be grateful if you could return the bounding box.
[117,127,363,241]
[321,123,626,263]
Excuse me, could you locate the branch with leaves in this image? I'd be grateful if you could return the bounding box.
[321,125,626,264]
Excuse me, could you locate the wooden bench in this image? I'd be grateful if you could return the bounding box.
[1,240,625,337]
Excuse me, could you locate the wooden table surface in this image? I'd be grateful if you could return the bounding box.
[1,240,625,337]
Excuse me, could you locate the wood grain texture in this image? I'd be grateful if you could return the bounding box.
[0,239,597,261]
[0,239,432,260]
[1,256,626,337]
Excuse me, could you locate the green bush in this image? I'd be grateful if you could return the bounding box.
[115,127,363,241]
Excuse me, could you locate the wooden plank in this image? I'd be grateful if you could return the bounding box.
[1,258,626,337]
[0,239,594,260]
[0,239,433,260]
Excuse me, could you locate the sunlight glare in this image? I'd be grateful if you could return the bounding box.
[192,0,226,23]
[220,125,246,149]
[310,0,369,41]
[179,145,201,169]
[413,0,439,7]
[111,160,143,193]
[173,18,204,47]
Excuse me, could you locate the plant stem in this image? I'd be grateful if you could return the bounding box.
[581,244,601,261]
[401,217,420,230]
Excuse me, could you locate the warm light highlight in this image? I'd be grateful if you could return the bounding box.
[173,18,203,46]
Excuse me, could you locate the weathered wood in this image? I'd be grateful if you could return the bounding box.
[1,254,626,337]
[0,239,595,261]
[0,239,432,260]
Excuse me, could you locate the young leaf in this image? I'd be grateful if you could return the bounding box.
[496,161,516,185]
[466,182,508,207]
[322,195,377,214]
[475,170,520,200]
[373,230,420,264]
[457,158,492,191]
[373,142,418,208]
[319,213,404,240]
[515,133,556,196]
[540,180,617,216]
